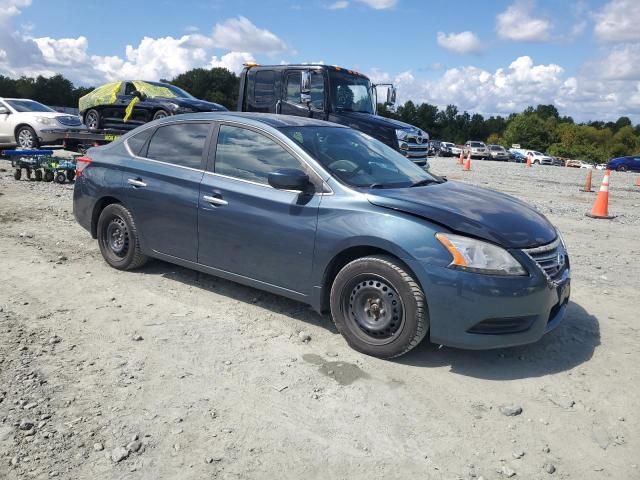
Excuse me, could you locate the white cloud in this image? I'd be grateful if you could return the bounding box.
[356,0,396,9]
[328,1,349,9]
[0,0,30,18]
[212,16,287,54]
[436,31,482,54]
[209,52,255,73]
[593,0,640,42]
[496,0,551,42]
[32,36,89,66]
[588,43,640,81]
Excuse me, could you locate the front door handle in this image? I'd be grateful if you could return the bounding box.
[127,178,147,188]
[203,195,228,206]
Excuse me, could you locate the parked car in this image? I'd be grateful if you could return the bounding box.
[487,144,509,161]
[526,151,556,166]
[508,150,527,163]
[79,80,227,131]
[567,160,593,169]
[451,144,463,156]
[74,113,570,358]
[595,163,607,170]
[439,141,456,157]
[464,141,489,159]
[428,140,441,156]
[606,156,640,172]
[0,97,86,149]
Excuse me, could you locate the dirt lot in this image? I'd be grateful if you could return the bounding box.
[0,157,639,480]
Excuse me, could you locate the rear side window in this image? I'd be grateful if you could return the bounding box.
[126,128,154,156]
[215,125,301,185]
[146,123,210,169]
[254,70,275,106]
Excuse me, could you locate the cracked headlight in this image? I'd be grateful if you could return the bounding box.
[436,233,527,276]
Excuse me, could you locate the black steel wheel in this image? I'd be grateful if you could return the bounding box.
[152,110,169,121]
[43,170,54,182]
[66,170,75,182]
[617,165,627,172]
[55,172,66,184]
[16,126,39,149]
[97,204,148,270]
[14,169,21,181]
[330,255,428,358]
[84,109,101,130]
[34,169,43,181]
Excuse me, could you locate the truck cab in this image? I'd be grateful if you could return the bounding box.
[237,64,430,167]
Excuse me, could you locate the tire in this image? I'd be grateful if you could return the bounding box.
[97,203,148,271]
[43,171,54,182]
[152,110,170,121]
[84,109,101,130]
[66,170,75,182]
[55,172,66,184]
[329,255,428,359]
[617,165,627,172]
[16,126,39,149]
[34,169,43,181]
[14,169,21,181]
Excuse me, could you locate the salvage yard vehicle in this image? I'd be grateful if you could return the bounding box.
[463,141,489,159]
[606,155,640,172]
[79,81,227,131]
[237,64,430,167]
[0,97,86,149]
[73,113,570,359]
[487,144,509,161]
[439,142,456,157]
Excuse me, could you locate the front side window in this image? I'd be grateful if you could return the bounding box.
[328,70,373,114]
[146,123,210,169]
[254,70,276,106]
[215,125,302,185]
[281,126,436,188]
[5,99,54,113]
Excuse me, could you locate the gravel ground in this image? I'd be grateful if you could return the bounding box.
[0,156,638,479]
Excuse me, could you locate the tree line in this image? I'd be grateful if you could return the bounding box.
[1,70,638,162]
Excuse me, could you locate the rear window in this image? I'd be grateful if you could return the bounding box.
[126,128,154,156]
[146,122,210,169]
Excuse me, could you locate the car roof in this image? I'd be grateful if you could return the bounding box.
[155,111,347,129]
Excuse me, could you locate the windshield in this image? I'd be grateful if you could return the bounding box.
[328,71,374,114]
[6,99,55,113]
[469,142,485,147]
[151,83,194,99]
[281,126,436,188]
[490,146,504,151]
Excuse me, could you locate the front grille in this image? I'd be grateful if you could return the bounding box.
[523,237,566,281]
[403,137,428,160]
[57,116,82,126]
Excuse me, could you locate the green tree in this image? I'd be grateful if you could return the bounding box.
[170,67,240,110]
[503,113,553,151]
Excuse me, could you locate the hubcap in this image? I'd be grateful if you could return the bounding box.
[18,130,34,148]
[155,111,167,119]
[345,276,404,343]
[86,112,98,129]
[105,217,129,257]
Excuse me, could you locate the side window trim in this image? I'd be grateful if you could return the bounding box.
[207,121,324,192]
[127,121,214,171]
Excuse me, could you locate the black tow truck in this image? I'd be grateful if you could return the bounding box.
[237,63,430,167]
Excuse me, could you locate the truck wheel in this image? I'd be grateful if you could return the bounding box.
[329,255,428,359]
[152,110,170,121]
[34,169,43,181]
[43,171,54,182]
[84,109,101,130]
[55,172,66,184]
[16,126,39,149]
[14,169,21,181]
[97,204,148,270]
[66,170,75,182]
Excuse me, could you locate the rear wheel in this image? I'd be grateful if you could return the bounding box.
[330,255,428,359]
[617,165,627,172]
[14,169,21,181]
[152,110,170,121]
[97,204,148,270]
[34,169,43,181]
[43,171,54,182]
[16,126,39,149]
[55,172,66,184]
[84,109,101,130]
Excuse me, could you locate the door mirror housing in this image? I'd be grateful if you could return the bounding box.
[268,168,310,191]
[386,86,397,106]
[131,90,147,101]
[0,106,10,115]
[300,71,311,105]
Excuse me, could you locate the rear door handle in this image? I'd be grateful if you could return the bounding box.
[127,178,147,188]
[203,195,228,206]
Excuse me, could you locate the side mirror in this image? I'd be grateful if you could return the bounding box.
[268,168,310,191]
[386,86,397,106]
[300,71,311,105]
[131,90,147,100]
[0,106,10,115]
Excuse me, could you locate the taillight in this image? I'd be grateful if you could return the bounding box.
[75,156,93,177]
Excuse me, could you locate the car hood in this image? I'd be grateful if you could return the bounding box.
[366,181,557,249]
[157,97,227,111]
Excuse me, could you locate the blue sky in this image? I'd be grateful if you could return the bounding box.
[1,0,640,121]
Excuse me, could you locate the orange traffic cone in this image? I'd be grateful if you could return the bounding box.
[586,170,615,219]
[526,153,532,167]
[458,150,464,165]
[581,169,593,192]
[463,153,472,171]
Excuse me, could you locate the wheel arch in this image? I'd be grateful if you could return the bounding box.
[14,123,36,140]
[319,245,423,313]
[90,195,124,239]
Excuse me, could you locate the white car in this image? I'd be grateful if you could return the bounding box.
[464,141,489,159]
[526,150,556,166]
[0,98,86,149]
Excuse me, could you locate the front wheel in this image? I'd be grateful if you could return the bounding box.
[84,109,101,130]
[16,126,39,149]
[43,171,54,182]
[97,204,148,270]
[152,110,170,121]
[330,255,428,359]
[617,165,627,172]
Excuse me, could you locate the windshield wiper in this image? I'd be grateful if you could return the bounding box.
[369,183,386,189]
[409,179,439,188]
